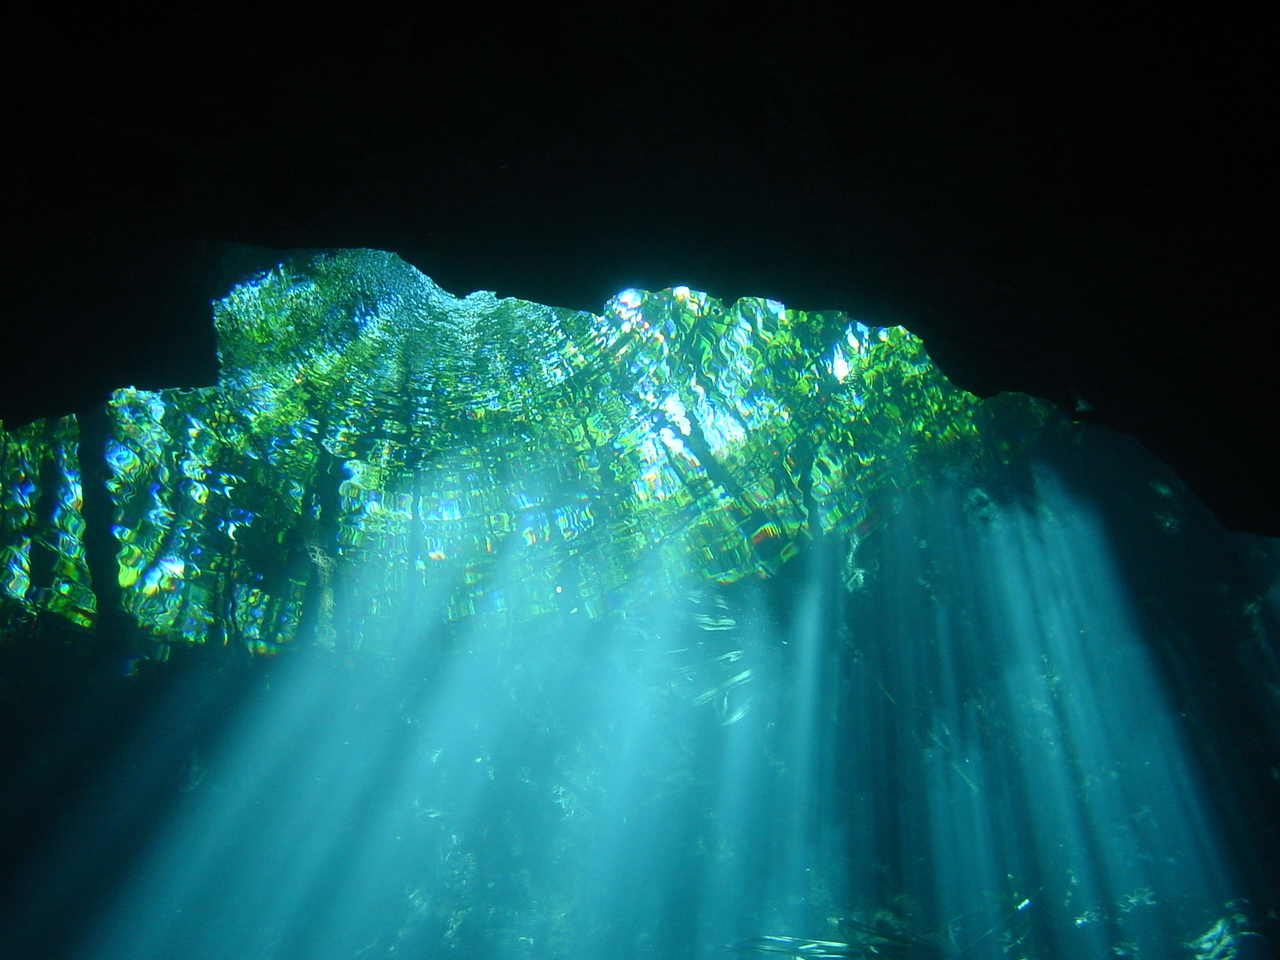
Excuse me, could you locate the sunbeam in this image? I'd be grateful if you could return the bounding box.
[2,255,1277,960]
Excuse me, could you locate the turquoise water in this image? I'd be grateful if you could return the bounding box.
[1,257,1276,959]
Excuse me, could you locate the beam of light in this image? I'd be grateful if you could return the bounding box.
[6,443,1277,960]
[831,460,1275,960]
[3,258,1277,960]
[979,467,1240,958]
[689,556,847,955]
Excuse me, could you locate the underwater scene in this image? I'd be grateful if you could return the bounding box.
[1,250,1277,959]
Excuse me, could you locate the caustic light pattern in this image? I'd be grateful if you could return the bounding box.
[0,250,1053,653]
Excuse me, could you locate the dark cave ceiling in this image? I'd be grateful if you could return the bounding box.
[2,10,1275,535]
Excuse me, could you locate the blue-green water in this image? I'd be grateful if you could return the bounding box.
[1,261,1277,959]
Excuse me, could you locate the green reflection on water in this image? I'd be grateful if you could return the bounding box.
[1,250,1055,653]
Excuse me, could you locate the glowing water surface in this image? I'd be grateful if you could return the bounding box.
[0,254,1276,960]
